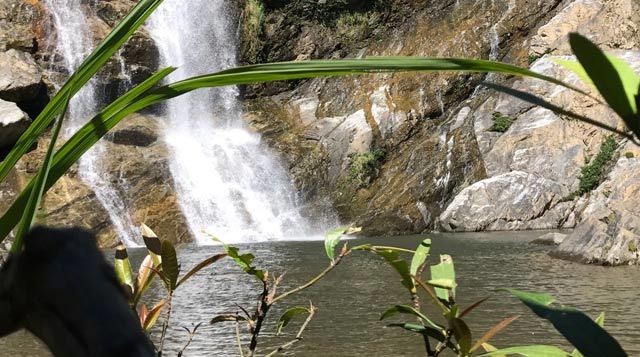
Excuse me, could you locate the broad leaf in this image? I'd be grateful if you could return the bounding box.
[380,305,443,331]
[324,226,347,261]
[114,242,134,295]
[276,306,310,335]
[226,246,265,281]
[369,248,413,292]
[410,238,431,276]
[569,33,640,135]
[430,255,456,304]
[452,317,472,356]
[160,240,180,292]
[503,289,626,357]
[388,323,448,344]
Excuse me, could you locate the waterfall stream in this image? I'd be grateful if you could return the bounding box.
[147,0,318,244]
[45,0,141,246]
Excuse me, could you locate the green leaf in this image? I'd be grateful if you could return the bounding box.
[501,289,554,306]
[430,255,456,304]
[114,242,134,295]
[160,240,179,292]
[569,33,640,135]
[275,306,310,335]
[0,0,165,186]
[410,238,431,276]
[503,289,626,357]
[452,317,472,356]
[11,94,69,252]
[226,246,265,281]
[387,323,448,343]
[324,226,347,261]
[0,67,175,242]
[368,248,414,292]
[479,345,571,356]
[380,305,443,331]
[176,253,226,288]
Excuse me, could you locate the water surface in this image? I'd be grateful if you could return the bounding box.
[2,231,638,356]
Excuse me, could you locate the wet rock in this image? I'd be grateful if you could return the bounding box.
[532,232,567,245]
[106,115,160,147]
[439,171,565,232]
[0,49,43,103]
[0,99,30,155]
[14,114,189,248]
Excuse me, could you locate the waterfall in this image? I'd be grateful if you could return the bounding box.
[147,1,318,244]
[45,0,141,246]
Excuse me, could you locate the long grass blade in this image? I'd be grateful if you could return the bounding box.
[11,94,70,252]
[0,0,165,185]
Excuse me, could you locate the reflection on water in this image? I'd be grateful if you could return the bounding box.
[1,231,638,356]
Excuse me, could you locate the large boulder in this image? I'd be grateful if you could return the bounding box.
[553,150,640,265]
[0,99,30,154]
[439,171,567,232]
[0,49,43,103]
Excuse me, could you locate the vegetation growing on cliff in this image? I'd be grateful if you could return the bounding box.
[488,112,513,133]
[348,148,386,188]
[574,135,617,196]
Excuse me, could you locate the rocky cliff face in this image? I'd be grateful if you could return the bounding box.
[240,0,567,235]
[0,0,188,246]
[240,0,640,264]
[1,0,640,264]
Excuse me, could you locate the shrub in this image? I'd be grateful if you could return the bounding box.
[574,135,617,196]
[625,151,634,159]
[488,111,513,133]
[348,148,386,188]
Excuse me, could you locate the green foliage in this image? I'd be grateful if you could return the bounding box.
[241,0,265,63]
[335,11,381,46]
[574,135,617,196]
[275,306,311,335]
[625,151,634,158]
[324,226,348,262]
[348,149,386,188]
[502,289,626,357]
[488,112,513,133]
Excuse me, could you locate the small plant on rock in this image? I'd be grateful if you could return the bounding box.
[574,135,617,196]
[488,112,513,133]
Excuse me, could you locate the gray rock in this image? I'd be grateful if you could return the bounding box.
[553,154,640,265]
[532,232,567,245]
[439,171,564,232]
[0,49,42,103]
[0,98,30,151]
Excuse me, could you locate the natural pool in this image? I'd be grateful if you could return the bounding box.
[2,231,638,356]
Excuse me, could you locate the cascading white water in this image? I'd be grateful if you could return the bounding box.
[45,0,141,246]
[147,1,319,243]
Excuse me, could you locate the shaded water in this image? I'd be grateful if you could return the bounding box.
[2,232,639,356]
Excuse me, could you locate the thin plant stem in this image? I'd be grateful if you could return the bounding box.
[265,303,317,357]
